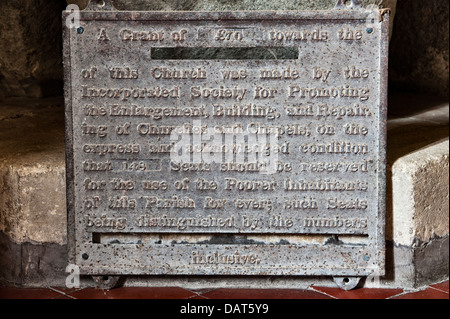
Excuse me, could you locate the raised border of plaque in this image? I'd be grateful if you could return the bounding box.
[63,0,389,290]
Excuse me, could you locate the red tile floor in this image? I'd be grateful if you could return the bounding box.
[0,280,448,299]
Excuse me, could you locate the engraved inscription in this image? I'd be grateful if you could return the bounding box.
[86,215,127,230]
[338,28,363,41]
[142,195,195,209]
[68,12,385,247]
[109,67,139,79]
[268,29,328,42]
[120,29,165,42]
[215,29,244,42]
[191,251,261,265]
[151,67,207,80]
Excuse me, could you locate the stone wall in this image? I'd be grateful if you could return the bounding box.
[0,0,65,99]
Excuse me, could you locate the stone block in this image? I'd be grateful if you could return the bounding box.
[0,97,66,245]
[0,97,66,286]
[382,136,450,288]
[0,163,66,245]
[381,93,449,288]
[391,139,449,247]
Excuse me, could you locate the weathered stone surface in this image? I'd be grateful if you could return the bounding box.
[376,93,449,289]
[0,97,67,286]
[386,93,449,246]
[63,10,388,283]
[391,139,449,246]
[413,236,449,287]
[375,237,449,289]
[0,97,66,245]
[0,231,67,286]
[0,0,65,99]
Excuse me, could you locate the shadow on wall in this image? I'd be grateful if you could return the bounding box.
[389,0,449,98]
[0,0,66,99]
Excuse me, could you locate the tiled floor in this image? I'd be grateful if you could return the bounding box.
[0,280,448,299]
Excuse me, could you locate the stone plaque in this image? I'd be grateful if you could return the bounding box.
[64,0,389,287]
